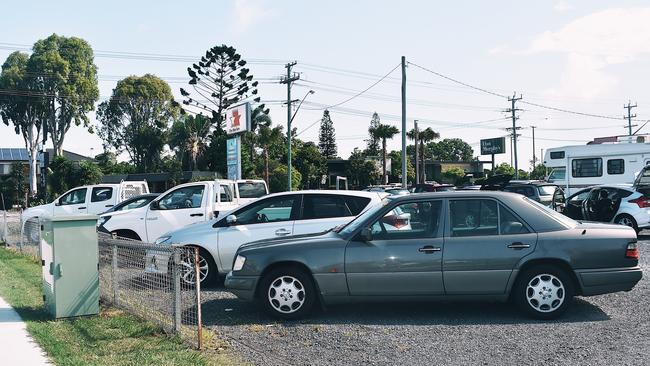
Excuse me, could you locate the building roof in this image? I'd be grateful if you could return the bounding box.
[0,148,92,163]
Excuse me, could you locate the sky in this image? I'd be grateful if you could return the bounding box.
[1,0,649,171]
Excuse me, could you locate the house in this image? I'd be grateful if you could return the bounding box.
[0,147,93,180]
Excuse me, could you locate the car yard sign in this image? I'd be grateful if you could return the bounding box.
[480,137,506,155]
[225,102,251,135]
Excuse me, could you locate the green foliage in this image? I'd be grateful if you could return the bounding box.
[268,165,301,193]
[530,164,548,180]
[256,125,284,183]
[517,169,530,180]
[168,114,211,170]
[442,167,466,185]
[428,138,474,161]
[161,155,183,186]
[388,150,415,183]
[346,148,380,188]
[494,162,515,176]
[365,112,381,157]
[294,141,326,189]
[48,156,103,196]
[97,74,179,172]
[94,152,135,175]
[5,162,27,207]
[318,110,337,159]
[77,161,103,186]
[369,123,399,183]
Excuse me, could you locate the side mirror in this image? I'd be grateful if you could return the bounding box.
[150,201,160,210]
[358,227,373,242]
[54,199,61,206]
[226,214,238,225]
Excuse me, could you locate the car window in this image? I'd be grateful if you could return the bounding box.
[217,184,234,203]
[158,185,204,210]
[344,196,372,215]
[237,182,267,198]
[235,195,297,225]
[617,188,633,198]
[499,205,530,235]
[370,201,442,240]
[118,197,151,211]
[60,188,87,205]
[505,186,536,197]
[91,187,113,203]
[537,186,557,196]
[569,190,590,203]
[302,195,352,219]
[450,199,498,237]
[548,168,565,181]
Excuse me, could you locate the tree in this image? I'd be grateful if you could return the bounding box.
[407,127,440,181]
[442,167,466,185]
[294,142,326,189]
[29,34,99,156]
[257,125,284,184]
[96,74,179,172]
[269,165,301,193]
[8,162,27,207]
[428,138,474,162]
[169,114,212,170]
[494,163,515,176]
[388,150,415,183]
[369,123,399,184]
[365,112,381,156]
[530,164,548,180]
[346,148,380,188]
[0,51,46,196]
[48,156,102,196]
[94,152,135,175]
[318,110,337,159]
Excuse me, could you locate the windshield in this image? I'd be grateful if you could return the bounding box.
[548,168,565,181]
[523,197,577,228]
[537,186,557,196]
[336,198,392,236]
[238,182,267,198]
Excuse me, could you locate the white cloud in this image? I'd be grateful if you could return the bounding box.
[553,1,574,13]
[232,0,274,33]
[526,7,650,98]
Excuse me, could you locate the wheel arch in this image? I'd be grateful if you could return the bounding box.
[112,229,142,241]
[510,258,582,297]
[255,261,323,305]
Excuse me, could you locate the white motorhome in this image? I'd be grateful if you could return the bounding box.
[99,179,268,242]
[544,143,650,195]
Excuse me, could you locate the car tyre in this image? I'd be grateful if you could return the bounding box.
[614,214,639,233]
[258,267,316,320]
[514,265,574,320]
[173,248,218,287]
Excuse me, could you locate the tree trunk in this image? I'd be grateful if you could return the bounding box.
[382,138,387,184]
[420,142,425,182]
[25,125,39,197]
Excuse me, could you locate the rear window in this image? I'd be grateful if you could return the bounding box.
[537,186,557,196]
[504,186,536,197]
[238,182,267,198]
[91,187,113,202]
[302,195,351,219]
[344,196,372,215]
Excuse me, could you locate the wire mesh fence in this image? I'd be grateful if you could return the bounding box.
[0,210,22,246]
[1,210,40,259]
[98,233,203,349]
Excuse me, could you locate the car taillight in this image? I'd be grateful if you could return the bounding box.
[626,241,639,260]
[629,196,650,208]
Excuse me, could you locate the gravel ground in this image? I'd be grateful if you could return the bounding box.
[202,236,650,366]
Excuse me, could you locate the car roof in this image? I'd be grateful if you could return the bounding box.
[264,190,386,199]
[388,190,521,201]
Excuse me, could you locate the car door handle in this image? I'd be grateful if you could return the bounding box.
[78,207,87,210]
[190,213,204,217]
[275,229,291,236]
[507,242,531,249]
[418,245,441,253]
[105,204,114,208]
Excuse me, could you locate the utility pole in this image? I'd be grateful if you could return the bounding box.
[531,125,537,169]
[280,61,299,191]
[624,101,637,136]
[414,120,419,185]
[401,56,407,188]
[507,93,523,178]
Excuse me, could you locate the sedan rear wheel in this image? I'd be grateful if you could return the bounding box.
[515,265,574,320]
[258,267,316,320]
[615,214,639,233]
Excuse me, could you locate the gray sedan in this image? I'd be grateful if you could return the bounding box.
[225,191,642,320]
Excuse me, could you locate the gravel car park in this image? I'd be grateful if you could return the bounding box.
[202,237,650,365]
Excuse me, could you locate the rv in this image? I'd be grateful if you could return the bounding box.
[544,143,650,195]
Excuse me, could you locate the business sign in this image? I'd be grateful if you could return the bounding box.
[225,102,251,135]
[480,137,506,155]
[226,136,241,180]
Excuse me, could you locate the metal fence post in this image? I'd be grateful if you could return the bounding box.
[194,247,203,350]
[112,244,118,305]
[173,249,181,333]
[2,209,7,243]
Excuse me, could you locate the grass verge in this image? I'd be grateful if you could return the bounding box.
[0,246,241,366]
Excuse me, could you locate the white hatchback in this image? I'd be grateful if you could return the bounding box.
[146,190,387,284]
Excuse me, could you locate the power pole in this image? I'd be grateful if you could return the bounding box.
[401,56,407,188]
[280,61,299,191]
[624,101,637,136]
[507,93,523,178]
[531,125,537,169]
[414,120,419,185]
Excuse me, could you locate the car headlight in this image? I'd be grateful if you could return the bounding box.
[97,215,111,227]
[154,236,172,245]
[233,255,246,271]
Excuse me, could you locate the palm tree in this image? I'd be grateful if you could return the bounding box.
[370,123,399,184]
[257,125,284,184]
[169,114,212,170]
[246,105,272,163]
[407,127,440,182]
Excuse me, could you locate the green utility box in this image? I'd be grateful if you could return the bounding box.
[41,215,99,318]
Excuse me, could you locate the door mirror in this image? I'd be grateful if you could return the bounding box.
[54,199,61,206]
[358,227,373,242]
[150,201,160,210]
[226,214,238,225]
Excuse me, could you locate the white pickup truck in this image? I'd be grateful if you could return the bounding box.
[98,179,268,242]
[22,181,150,224]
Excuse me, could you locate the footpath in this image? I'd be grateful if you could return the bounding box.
[0,296,50,365]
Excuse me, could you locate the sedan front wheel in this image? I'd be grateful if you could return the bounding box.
[258,267,316,320]
[514,265,574,320]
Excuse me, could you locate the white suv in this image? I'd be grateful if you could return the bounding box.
[146,190,387,284]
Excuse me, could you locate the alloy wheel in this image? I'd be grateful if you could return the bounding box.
[268,276,306,314]
[526,274,565,313]
[179,252,209,285]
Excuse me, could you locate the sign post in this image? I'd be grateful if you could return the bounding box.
[480,137,506,176]
[225,103,251,180]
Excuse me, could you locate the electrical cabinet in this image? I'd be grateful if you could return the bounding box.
[41,215,99,318]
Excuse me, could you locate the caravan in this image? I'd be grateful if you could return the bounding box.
[544,143,650,195]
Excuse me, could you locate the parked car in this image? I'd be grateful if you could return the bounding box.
[22,181,149,224]
[225,191,642,320]
[410,182,455,193]
[503,181,560,205]
[99,179,268,242]
[101,193,160,214]
[145,190,388,284]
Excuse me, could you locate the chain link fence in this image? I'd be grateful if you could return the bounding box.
[1,210,40,259]
[98,233,204,349]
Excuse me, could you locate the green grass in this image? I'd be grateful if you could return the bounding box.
[0,247,241,366]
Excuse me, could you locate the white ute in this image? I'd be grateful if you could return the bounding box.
[99,179,268,242]
[22,181,149,223]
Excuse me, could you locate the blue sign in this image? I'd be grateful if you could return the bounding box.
[226,137,241,180]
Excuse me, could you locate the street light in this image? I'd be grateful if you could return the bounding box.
[287,89,315,191]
